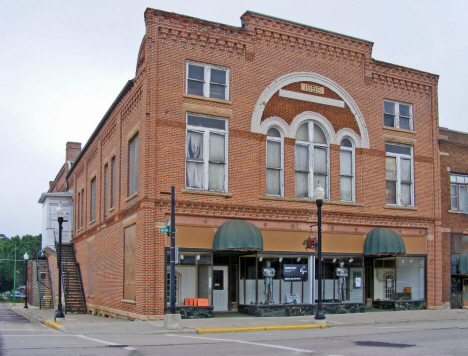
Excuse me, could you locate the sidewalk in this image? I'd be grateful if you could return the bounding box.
[6,302,468,335]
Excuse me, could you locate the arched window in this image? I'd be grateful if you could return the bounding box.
[340,138,354,202]
[295,122,328,199]
[266,127,283,196]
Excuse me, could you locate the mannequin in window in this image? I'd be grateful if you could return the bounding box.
[263,260,275,304]
[336,261,348,301]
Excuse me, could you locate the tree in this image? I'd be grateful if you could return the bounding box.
[0,233,41,292]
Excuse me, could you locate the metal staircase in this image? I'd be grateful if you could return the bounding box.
[61,243,87,314]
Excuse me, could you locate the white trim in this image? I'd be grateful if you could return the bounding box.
[290,111,335,142]
[259,117,291,137]
[336,128,362,148]
[251,72,370,148]
[279,89,345,108]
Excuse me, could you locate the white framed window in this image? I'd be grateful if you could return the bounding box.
[295,121,329,199]
[340,138,354,202]
[128,134,139,196]
[385,143,413,206]
[384,100,413,130]
[450,174,468,213]
[90,177,96,221]
[186,114,228,192]
[266,127,284,196]
[186,61,229,100]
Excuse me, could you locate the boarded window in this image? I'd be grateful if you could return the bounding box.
[124,224,136,300]
[128,135,139,196]
[90,178,96,221]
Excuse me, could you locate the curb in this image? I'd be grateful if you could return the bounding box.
[43,320,64,330]
[197,324,327,334]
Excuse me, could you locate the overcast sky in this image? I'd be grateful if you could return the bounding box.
[1,0,466,237]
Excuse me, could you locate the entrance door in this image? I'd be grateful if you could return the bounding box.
[349,268,363,303]
[213,266,228,311]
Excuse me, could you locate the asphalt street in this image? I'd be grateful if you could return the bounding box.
[1,303,468,356]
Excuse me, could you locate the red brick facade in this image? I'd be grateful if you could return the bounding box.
[63,9,442,319]
[439,127,468,308]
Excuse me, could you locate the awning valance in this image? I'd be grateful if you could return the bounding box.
[460,252,468,275]
[213,220,263,252]
[364,228,406,256]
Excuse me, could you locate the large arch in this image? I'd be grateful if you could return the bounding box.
[251,72,370,149]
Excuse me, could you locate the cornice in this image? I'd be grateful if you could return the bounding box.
[242,11,373,56]
[365,59,438,92]
[253,28,365,64]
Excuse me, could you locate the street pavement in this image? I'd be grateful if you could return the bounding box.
[3,302,468,335]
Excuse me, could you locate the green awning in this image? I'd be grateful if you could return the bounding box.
[460,252,468,275]
[364,228,406,256]
[213,220,263,252]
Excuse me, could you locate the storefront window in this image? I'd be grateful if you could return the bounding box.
[373,256,425,302]
[396,256,425,301]
[315,256,364,303]
[240,255,312,305]
[165,252,213,306]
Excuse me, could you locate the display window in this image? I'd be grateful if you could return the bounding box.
[239,255,312,305]
[315,256,364,303]
[373,256,425,302]
[165,251,213,306]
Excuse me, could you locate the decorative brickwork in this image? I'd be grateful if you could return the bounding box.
[59,9,442,319]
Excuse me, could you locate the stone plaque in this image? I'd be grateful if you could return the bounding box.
[301,83,325,95]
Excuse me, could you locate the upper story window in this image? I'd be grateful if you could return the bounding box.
[110,156,115,209]
[450,174,468,213]
[340,138,354,202]
[295,122,329,200]
[90,177,96,221]
[103,163,108,217]
[186,114,227,192]
[385,143,413,206]
[186,62,229,101]
[266,127,284,197]
[384,100,413,130]
[128,134,139,196]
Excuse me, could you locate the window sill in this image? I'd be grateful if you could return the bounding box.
[384,205,418,211]
[448,210,466,214]
[383,126,415,134]
[109,207,115,213]
[125,192,138,202]
[86,295,94,298]
[183,93,232,105]
[181,189,232,198]
[122,299,136,304]
[258,195,364,207]
[88,219,96,226]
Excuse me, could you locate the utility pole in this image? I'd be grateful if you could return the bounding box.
[13,240,17,303]
[170,185,176,314]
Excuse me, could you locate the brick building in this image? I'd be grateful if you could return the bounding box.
[57,9,442,320]
[439,127,468,308]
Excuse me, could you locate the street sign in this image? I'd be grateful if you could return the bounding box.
[159,227,177,233]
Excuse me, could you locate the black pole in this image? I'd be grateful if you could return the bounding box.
[170,185,176,314]
[56,217,65,318]
[315,199,325,320]
[24,258,28,308]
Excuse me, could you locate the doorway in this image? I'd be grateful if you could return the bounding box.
[364,258,373,308]
[213,266,228,311]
